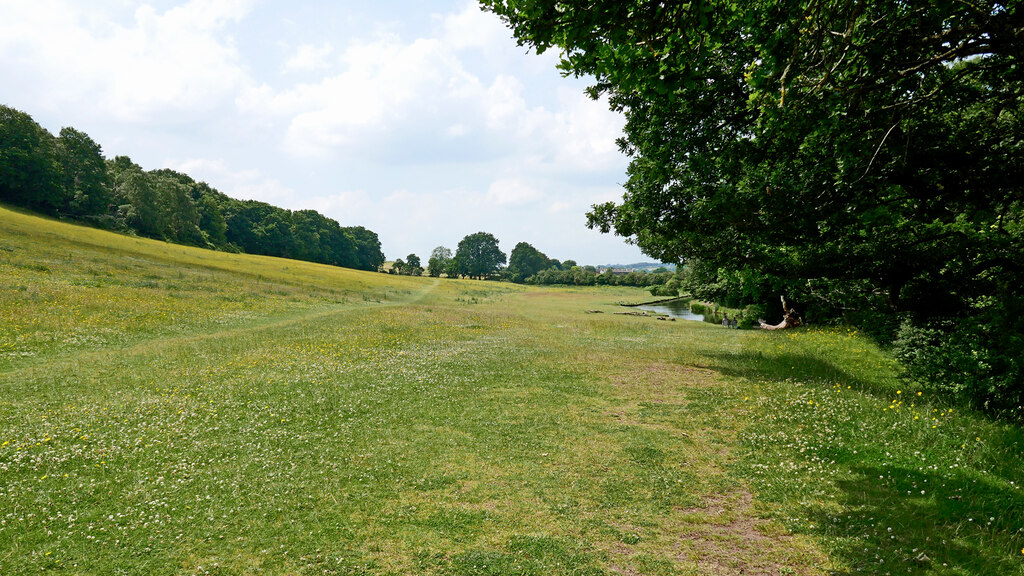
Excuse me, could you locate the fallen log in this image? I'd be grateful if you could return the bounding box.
[759,296,801,330]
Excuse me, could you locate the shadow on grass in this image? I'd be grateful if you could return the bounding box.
[704,349,895,397]
[806,460,1024,574]
[702,348,1024,574]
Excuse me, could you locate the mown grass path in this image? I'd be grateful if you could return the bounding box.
[2,206,1022,575]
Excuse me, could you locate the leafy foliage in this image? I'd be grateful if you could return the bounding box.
[0,104,384,272]
[481,0,1024,417]
[0,105,62,213]
[57,127,110,218]
[507,241,551,282]
[391,253,423,276]
[427,246,453,277]
[454,232,507,279]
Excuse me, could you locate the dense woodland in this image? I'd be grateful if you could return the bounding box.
[0,105,384,271]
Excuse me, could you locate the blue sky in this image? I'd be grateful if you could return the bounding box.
[0,0,650,265]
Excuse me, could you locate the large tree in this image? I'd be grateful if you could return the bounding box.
[344,226,386,272]
[150,169,204,246]
[507,241,550,282]
[427,246,453,277]
[0,105,62,213]
[481,0,1024,414]
[57,127,111,218]
[108,156,166,238]
[454,232,507,279]
[193,183,229,248]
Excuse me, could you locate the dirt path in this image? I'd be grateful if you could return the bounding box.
[596,362,831,575]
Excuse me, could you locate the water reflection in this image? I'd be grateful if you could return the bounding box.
[633,299,705,322]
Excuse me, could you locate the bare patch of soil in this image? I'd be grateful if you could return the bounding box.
[596,361,830,575]
[674,490,826,575]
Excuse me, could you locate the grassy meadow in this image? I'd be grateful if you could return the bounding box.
[1,204,1022,575]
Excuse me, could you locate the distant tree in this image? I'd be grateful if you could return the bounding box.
[56,127,110,218]
[290,209,330,262]
[427,246,452,277]
[649,277,680,297]
[150,169,203,246]
[0,105,62,213]
[3,103,392,277]
[344,226,385,271]
[222,198,275,253]
[595,268,617,286]
[445,257,462,279]
[454,232,506,279]
[193,183,228,247]
[253,209,294,258]
[108,156,166,238]
[507,241,550,282]
[392,258,406,275]
[405,253,422,275]
[320,221,357,267]
[561,259,578,270]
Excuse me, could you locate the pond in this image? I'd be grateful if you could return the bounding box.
[633,299,705,322]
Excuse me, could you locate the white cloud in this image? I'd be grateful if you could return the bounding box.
[0,0,254,121]
[440,1,512,50]
[483,75,529,131]
[486,179,543,206]
[306,189,374,218]
[548,90,625,170]
[446,123,471,137]
[548,201,573,213]
[284,43,334,72]
[168,157,296,204]
[0,1,644,264]
[241,34,484,158]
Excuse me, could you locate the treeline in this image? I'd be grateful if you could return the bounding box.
[526,265,674,288]
[0,105,384,271]
[504,241,674,287]
[393,235,675,287]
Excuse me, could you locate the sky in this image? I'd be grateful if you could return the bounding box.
[0,0,652,266]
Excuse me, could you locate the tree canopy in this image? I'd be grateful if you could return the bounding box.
[0,105,61,213]
[507,241,551,282]
[454,232,507,279]
[391,253,423,276]
[57,127,110,218]
[427,246,454,277]
[481,0,1024,415]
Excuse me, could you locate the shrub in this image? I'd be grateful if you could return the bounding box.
[893,317,1024,420]
[738,304,765,329]
[648,280,679,297]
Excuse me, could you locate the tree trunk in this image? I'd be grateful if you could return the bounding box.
[759,296,801,330]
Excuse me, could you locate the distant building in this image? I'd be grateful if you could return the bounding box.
[596,267,633,275]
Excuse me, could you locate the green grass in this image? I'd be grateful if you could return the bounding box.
[1,205,1022,575]
[728,328,1024,574]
